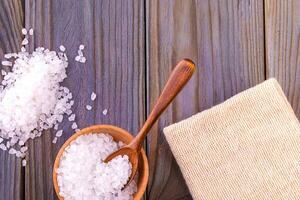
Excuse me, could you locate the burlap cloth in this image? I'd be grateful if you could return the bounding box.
[164,78,300,199]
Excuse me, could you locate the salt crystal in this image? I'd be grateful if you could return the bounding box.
[56,130,63,137]
[68,114,75,121]
[1,70,6,76]
[6,141,10,148]
[0,137,3,143]
[21,28,27,35]
[2,61,12,66]
[22,38,29,45]
[79,44,84,50]
[29,28,34,35]
[75,56,81,62]
[75,129,80,132]
[8,148,17,154]
[18,140,25,146]
[4,53,16,59]
[59,45,66,52]
[102,109,108,115]
[20,146,28,153]
[86,105,92,110]
[16,151,24,158]
[22,159,27,167]
[52,137,57,144]
[21,47,26,52]
[79,57,86,63]
[91,92,97,101]
[71,122,77,129]
[0,144,7,150]
[66,109,72,115]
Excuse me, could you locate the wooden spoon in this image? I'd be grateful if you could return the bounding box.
[104,58,196,188]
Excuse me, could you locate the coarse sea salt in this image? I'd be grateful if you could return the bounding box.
[21,28,27,35]
[91,92,97,101]
[52,137,58,144]
[86,105,92,110]
[0,42,73,157]
[103,109,108,115]
[2,61,12,66]
[68,114,75,121]
[57,133,137,200]
[22,159,27,167]
[29,28,34,36]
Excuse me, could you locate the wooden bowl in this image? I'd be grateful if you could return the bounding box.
[53,124,149,200]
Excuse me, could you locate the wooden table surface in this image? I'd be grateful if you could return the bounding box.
[0,0,299,199]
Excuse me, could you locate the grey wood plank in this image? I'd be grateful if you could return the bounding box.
[0,1,24,200]
[146,0,265,199]
[24,0,145,199]
[265,0,300,117]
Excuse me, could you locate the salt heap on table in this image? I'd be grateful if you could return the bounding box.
[0,46,72,156]
[57,133,137,200]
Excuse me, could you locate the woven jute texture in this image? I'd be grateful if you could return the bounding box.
[164,78,300,199]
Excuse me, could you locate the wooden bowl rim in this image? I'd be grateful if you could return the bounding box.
[53,124,149,200]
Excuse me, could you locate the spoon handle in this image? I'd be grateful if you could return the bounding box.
[130,59,196,151]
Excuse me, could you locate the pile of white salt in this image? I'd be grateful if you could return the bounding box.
[0,46,73,158]
[56,133,137,200]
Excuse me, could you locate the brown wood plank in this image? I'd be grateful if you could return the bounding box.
[265,0,300,117]
[24,0,145,199]
[0,1,24,200]
[146,0,265,199]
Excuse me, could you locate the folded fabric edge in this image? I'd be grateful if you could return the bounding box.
[163,78,299,138]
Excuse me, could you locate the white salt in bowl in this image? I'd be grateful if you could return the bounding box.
[53,124,149,200]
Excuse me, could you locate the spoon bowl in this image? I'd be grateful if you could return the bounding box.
[53,125,149,200]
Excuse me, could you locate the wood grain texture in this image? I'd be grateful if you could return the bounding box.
[24,0,145,199]
[0,1,24,200]
[265,0,300,117]
[146,0,265,199]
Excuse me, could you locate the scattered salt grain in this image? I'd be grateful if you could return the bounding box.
[66,109,72,115]
[22,159,27,167]
[21,28,27,35]
[54,124,59,130]
[2,61,12,66]
[57,133,137,200]
[59,45,66,52]
[21,38,29,45]
[29,28,34,35]
[86,105,92,110]
[20,146,28,153]
[71,122,78,129]
[75,128,80,132]
[52,137,58,144]
[68,114,75,121]
[91,92,96,101]
[56,130,63,137]
[102,109,108,115]
[79,56,86,63]
[79,44,84,50]
[21,46,26,52]
[75,45,86,63]
[4,53,17,59]
[75,56,81,62]
[0,138,3,143]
